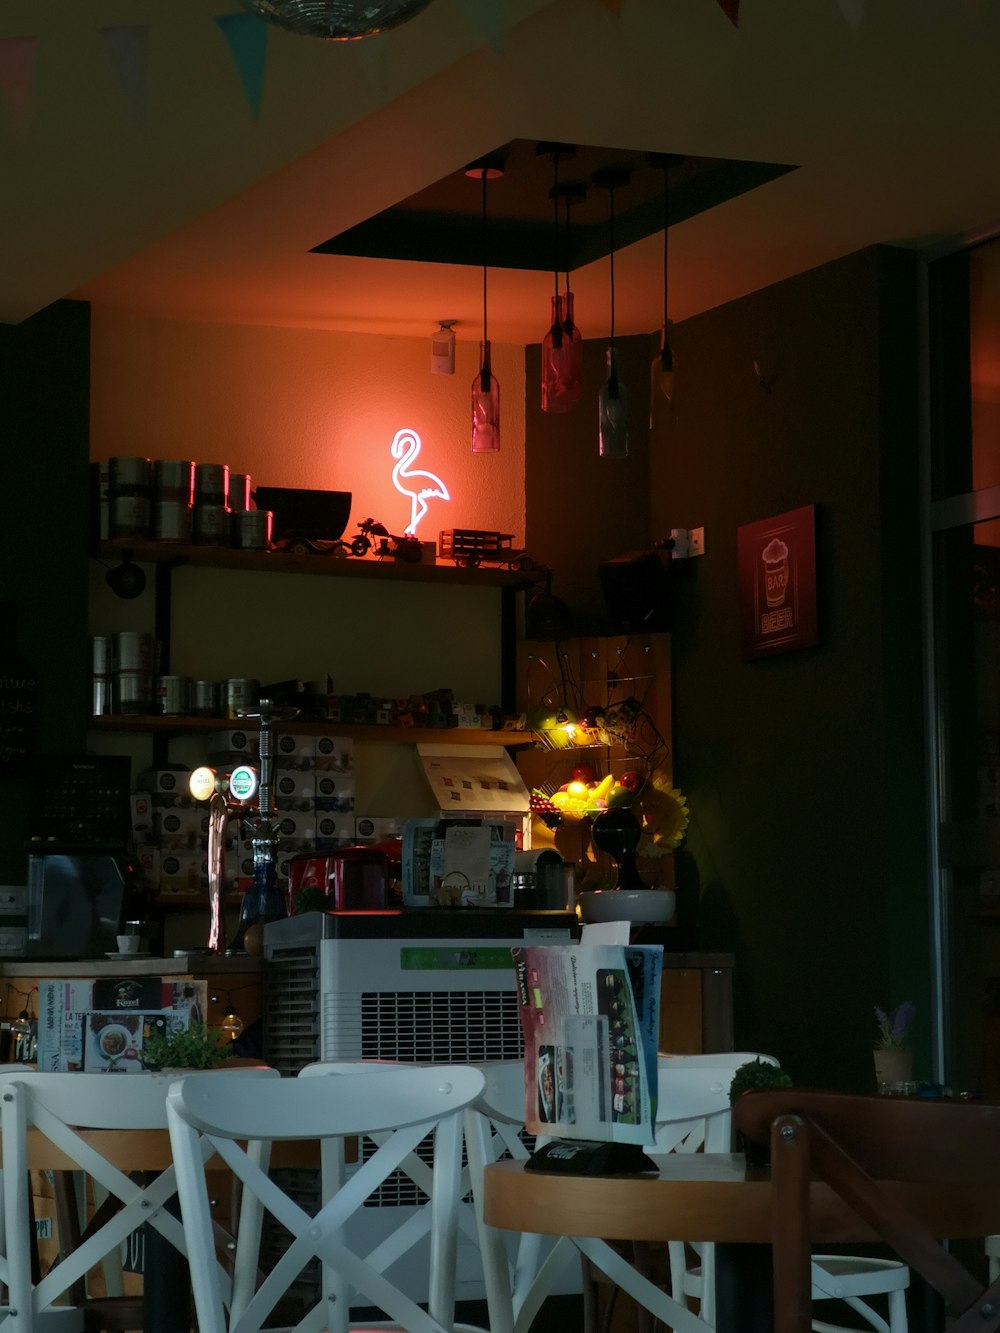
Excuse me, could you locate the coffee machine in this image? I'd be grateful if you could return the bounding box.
[13,755,144,960]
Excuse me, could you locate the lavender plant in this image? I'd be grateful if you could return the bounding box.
[874,1001,916,1050]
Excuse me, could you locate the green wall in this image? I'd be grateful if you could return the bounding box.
[647,246,927,1090]
[0,300,91,882]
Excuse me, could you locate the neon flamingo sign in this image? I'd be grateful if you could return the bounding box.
[390,427,450,535]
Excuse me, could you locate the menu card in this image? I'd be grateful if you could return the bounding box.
[512,943,663,1145]
[37,977,206,1073]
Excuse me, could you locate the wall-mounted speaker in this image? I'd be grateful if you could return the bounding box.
[598,549,671,633]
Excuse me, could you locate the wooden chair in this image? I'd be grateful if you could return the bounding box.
[733,1089,1000,1333]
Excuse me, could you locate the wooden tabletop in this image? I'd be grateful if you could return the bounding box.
[484,1153,1000,1245]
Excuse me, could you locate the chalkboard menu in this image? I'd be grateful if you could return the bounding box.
[0,602,37,774]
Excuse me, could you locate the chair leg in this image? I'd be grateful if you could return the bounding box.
[770,1114,812,1333]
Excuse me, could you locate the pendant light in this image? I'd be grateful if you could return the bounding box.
[594,167,631,459]
[539,143,582,413]
[238,0,435,40]
[561,184,585,406]
[648,152,684,406]
[466,158,502,454]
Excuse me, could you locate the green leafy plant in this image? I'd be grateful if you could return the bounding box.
[728,1057,793,1104]
[141,1022,235,1071]
[293,886,329,915]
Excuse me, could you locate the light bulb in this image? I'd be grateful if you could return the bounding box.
[220,1008,244,1041]
[11,1010,31,1035]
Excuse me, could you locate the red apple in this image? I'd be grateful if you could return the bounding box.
[571,764,597,784]
[618,771,644,793]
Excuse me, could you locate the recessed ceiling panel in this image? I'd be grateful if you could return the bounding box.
[311,139,797,272]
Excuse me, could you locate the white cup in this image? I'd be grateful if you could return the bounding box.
[116,934,140,955]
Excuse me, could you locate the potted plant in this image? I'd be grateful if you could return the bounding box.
[873,1001,915,1090]
[728,1058,794,1166]
[140,1022,236,1073]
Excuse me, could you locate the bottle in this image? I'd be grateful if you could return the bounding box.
[231,826,287,955]
[0,602,37,775]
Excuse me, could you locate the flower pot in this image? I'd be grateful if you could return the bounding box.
[873,1048,913,1092]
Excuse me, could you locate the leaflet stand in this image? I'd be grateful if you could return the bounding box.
[525,1139,657,1176]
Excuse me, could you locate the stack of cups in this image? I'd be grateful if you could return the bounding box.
[108,457,152,540]
[153,461,195,542]
[193,464,231,545]
[230,473,270,549]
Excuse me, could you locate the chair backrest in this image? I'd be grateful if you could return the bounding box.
[167,1063,486,1333]
[733,1089,1000,1333]
[0,1064,278,1331]
[656,1051,778,1152]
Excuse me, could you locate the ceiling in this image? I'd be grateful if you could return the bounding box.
[7,0,1000,345]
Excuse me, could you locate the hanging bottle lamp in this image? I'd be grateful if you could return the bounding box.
[466,156,503,454]
[648,152,684,407]
[594,167,631,459]
[560,183,586,407]
[539,143,583,413]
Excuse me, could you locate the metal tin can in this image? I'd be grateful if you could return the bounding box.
[235,510,272,550]
[113,631,153,673]
[154,500,193,543]
[154,460,195,504]
[229,473,252,512]
[192,680,221,717]
[91,636,111,674]
[157,675,191,716]
[92,676,111,716]
[114,671,153,715]
[193,504,232,545]
[226,678,259,718]
[109,494,151,540]
[194,463,230,506]
[108,456,152,496]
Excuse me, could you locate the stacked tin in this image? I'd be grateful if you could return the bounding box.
[193,463,231,545]
[108,457,152,540]
[110,631,155,714]
[153,460,195,542]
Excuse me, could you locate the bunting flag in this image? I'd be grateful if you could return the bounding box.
[836,0,866,29]
[0,35,37,135]
[98,25,150,123]
[714,0,739,24]
[214,11,269,117]
[453,0,506,53]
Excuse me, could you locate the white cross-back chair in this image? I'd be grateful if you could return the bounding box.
[0,1065,278,1333]
[166,1063,486,1333]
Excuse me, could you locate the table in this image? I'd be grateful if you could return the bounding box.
[484,1152,1000,1333]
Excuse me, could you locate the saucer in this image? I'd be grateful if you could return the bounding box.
[105,951,152,960]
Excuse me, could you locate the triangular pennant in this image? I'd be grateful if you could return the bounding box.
[714,0,739,25]
[355,33,389,96]
[214,12,269,117]
[836,0,865,29]
[0,35,37,135]
[98,24,150,123]
[453,0,506,53]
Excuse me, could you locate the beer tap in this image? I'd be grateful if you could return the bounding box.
[188,762,260,956]
[231,698,299,953]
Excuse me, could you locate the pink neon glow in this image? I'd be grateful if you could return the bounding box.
[390,427,450,535]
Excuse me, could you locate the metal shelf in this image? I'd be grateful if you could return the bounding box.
[91,714,536,748]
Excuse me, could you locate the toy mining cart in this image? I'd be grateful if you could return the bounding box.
[439,528,537,571]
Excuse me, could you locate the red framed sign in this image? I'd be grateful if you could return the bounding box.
[737,504,818,660]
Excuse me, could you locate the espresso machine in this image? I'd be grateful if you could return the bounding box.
[16,755,144,959]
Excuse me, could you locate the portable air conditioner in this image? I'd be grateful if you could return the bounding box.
[262,909,580,1311]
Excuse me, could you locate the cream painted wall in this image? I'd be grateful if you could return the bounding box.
[89,310,525,545]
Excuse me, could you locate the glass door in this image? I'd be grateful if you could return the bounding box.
[928,235,1000,1095]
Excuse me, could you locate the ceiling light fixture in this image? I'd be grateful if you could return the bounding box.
[431,320,456,375]
[647,152,683,406]
[539,143,583,414]
[238,0,436,39]
[466,156,503,454]
[594,167,631,459]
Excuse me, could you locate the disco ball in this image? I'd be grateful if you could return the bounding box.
[239,0,437,39]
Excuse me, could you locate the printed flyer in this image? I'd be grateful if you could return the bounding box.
[512,943,663,1143]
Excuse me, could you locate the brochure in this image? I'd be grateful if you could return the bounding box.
[512,943,663,1144]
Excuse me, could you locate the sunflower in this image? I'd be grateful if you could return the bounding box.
[637,779,690,857]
